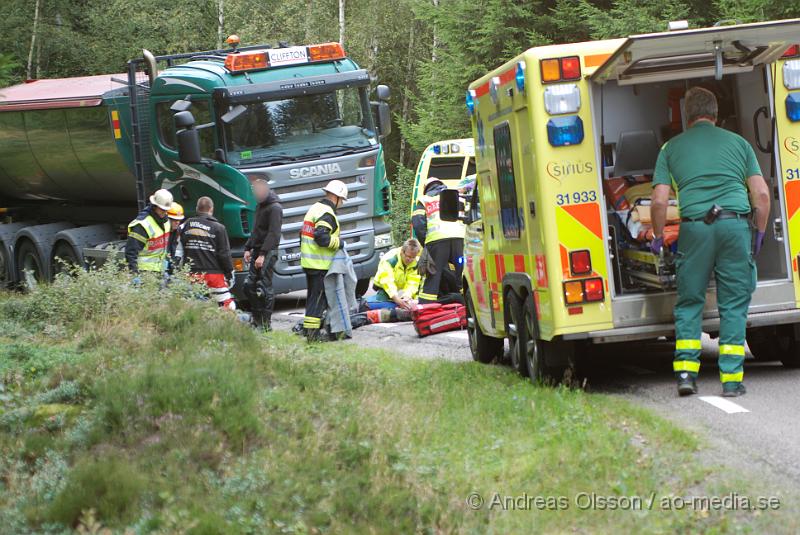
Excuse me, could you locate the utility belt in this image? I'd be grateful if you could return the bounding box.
[681,204,750,225]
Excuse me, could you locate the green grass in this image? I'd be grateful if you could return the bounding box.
[0,266,795,533]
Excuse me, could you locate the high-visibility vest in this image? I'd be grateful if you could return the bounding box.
[300,202,340,270]
[419,193,465,243]
[127,214,171,272]
[374,247,421,300]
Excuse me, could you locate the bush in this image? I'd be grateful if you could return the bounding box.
[44,456,145,527]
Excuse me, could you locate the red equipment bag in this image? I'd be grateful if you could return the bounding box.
[412,303,467,337]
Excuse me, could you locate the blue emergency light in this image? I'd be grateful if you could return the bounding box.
[433,144,441,154]
[547,115,584,147]
[515,61,526,93]
[787,93,800,122]
[466,89,476,116]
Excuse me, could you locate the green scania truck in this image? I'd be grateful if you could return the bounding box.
[0,38,393,294]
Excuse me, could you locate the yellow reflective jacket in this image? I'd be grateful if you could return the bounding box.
[127,214,171,272]
[414,193,465,243]
[373,247,421,300]
[300,201,340,270]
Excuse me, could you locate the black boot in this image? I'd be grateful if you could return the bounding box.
[676,372,698,396]
[722,383,746,397]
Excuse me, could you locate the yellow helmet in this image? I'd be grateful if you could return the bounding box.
[167,202,185,220]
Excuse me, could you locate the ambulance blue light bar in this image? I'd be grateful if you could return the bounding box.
[787,93,800,122]
[547,116,584,146]
[466,89,476,115]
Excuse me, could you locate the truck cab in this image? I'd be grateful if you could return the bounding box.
[120,40,393,294]
[454,19,800,380]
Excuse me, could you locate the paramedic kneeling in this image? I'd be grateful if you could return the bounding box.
[650,87,770,398]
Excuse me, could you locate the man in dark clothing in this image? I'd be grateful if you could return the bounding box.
[125,188,173,274]
[181,196,236,309]
[244,179,284,329]
[411,177,465,303]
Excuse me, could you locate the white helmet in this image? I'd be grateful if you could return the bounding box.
[149,188,174,211]
[323,179,349,201]
[424,177,444,192]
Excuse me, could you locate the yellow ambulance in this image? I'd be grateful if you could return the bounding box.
[443,19,800,381]
[410,138,475,213]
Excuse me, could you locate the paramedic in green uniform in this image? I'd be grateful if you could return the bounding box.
[650,87,770,398]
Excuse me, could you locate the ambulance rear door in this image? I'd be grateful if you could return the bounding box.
[591,19,800,86]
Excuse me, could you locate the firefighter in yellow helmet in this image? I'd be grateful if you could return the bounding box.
[300,179,348,341]
[166,202,185,272]
[125,189,173,274]
[411,177,465,303]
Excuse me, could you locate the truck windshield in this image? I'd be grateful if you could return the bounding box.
[222,86,377,166]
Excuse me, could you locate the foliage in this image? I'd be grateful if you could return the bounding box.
[0,268,797,533]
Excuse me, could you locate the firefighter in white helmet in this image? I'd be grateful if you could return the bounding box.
[125,188,173,274]
[299,179,348,341]
[411,177,465,303]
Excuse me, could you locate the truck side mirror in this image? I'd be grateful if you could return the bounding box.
[174,111,202,164]
[370,101,392,138]
[439,189,460,222]
[221,104,247,125]
[170,99,193,113]
[376,84,390,101]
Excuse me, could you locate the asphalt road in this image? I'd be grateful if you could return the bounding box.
[272,291,800,487]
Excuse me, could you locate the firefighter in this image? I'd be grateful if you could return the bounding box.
[650,87,770,398]
[243,178,283,330]
[166,202,185,273]
[181,196,236,309]
[300,179,348,341]
[412,177,465,303]
[366,238,422,310]
[125,188,173,274]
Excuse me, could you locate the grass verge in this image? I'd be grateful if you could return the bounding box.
[0,266,795,533]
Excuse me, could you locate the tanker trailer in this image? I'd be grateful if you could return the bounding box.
[0,39,394,293]
[0,74,135,286]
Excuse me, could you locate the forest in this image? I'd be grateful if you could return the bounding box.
[0,0,798,232]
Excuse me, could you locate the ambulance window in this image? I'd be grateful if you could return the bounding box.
[428,157,465,180]
[466,157,476,176]
[493,122,521,239]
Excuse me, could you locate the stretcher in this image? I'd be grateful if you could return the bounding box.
[620,248,676,290]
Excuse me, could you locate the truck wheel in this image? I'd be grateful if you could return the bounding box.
[746,327,778,362]
[15,240,46,289]
[51,242,81,279]
[355,278,370,299]
[465,287,503,363]
[507,292,527,376]
[0,243,10,288]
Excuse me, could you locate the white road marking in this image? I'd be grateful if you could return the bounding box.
[446,331,469,340]
[373,323,399,328]
[698,396,750,414]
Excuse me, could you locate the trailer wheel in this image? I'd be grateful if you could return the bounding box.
[0,243,10,288]
[465,287,503,364]
[15,240,46,289]
[507,292,527,376]
[51,242,81,279]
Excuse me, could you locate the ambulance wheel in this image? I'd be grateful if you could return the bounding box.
[520,294,545,382]
[775,325,800,369]
[746,327,779,362]
[465,287,502,364]
[507,292,527,376]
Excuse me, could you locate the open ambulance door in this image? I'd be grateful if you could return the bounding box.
[591,19,800,85]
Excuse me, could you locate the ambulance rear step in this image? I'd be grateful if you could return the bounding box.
[565,308,800,344]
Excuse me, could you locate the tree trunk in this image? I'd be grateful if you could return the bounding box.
[398,23,416,167]
[431,0,439,63]
[338,0,346,45]
[26,0,41,79]
[217,0,225,49]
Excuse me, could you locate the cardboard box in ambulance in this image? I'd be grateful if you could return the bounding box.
[445,19,800,382]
